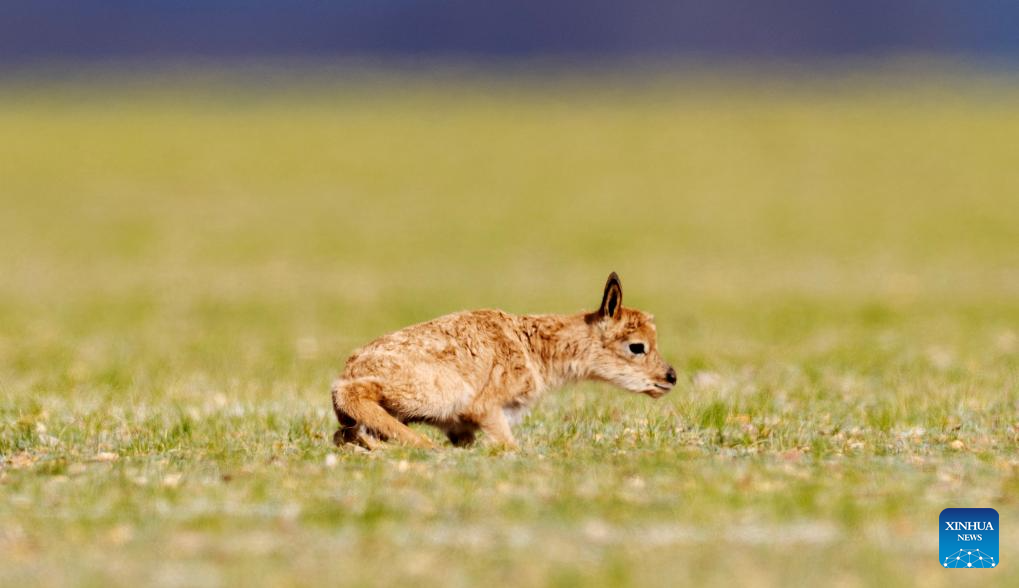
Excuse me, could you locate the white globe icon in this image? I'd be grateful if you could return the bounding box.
[943,549,997,568]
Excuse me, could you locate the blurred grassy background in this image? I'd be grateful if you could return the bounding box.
[1,69,1018,586]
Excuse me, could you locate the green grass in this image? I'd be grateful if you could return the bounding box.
[1,68,1018,587]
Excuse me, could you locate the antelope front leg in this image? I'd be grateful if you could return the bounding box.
[478,409,519,450]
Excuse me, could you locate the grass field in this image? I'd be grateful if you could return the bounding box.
[1,68,1018,587]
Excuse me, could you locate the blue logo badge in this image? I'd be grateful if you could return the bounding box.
[940,508,999,569]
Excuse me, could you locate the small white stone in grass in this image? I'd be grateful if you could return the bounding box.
[324,454,338,468]
[95,452,119,462]
[162,473,183,488]
[626,476,646,489]
[397,460,410,472]
[693,371,721,390]
[280,503,301,522]
[582,519,611,542]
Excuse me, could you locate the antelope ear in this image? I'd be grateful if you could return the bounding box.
[597,272,623,321]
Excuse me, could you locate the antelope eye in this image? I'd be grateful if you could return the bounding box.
[628,343,646,355]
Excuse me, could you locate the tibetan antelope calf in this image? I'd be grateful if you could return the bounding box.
[331,272,676,449]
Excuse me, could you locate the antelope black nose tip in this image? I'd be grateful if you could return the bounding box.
[665,366,677,385]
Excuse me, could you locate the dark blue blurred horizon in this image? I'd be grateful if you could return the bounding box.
[2,1,1018,66]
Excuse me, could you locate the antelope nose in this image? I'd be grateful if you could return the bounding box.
[665,366,677,385]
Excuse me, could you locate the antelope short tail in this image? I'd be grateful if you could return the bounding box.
[331,378,433,448]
